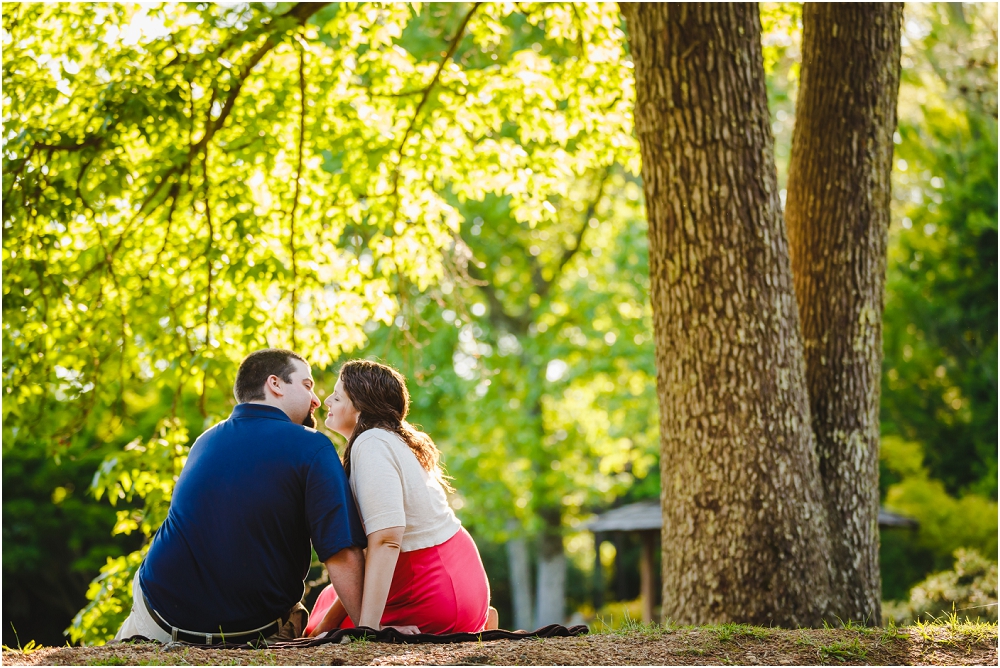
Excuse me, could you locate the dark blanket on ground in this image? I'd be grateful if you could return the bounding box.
[119,624,589,650]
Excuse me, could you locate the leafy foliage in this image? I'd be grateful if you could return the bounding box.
[884,1,997,499]
[877,3,998,599]
[881,436,998,560]
[883,549,999,624]
[882,3,997,499]
[2,438,137,647]
[2,1,633,455]
[67,546,147,646]
[363,171,657,536]
[3,1,638,643]
[62,418,189,644]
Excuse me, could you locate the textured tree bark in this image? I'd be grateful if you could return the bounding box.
[785,3,903,625]
[620,2,833,626]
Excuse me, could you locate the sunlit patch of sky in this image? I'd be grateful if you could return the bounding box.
[104,4,256,49]
[103,6,172,47]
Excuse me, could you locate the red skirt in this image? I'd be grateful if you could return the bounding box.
[305,527,490,635]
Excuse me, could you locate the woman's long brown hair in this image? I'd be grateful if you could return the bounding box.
[338,360,453,491]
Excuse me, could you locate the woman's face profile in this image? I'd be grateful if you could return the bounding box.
[324,377,360,438]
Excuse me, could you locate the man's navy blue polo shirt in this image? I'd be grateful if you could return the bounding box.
[139,403,366,632]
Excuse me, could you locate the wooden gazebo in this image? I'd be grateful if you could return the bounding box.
[587,501,918,623]
[587,500,661,623]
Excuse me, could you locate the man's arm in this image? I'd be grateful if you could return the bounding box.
[309,596,347,637]
[323,546,365,625]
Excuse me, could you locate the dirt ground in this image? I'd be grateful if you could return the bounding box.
[3,624,997,666]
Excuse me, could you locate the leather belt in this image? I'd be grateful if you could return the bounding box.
[140,590,282,645]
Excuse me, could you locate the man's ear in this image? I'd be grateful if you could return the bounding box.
[265,374,285,398]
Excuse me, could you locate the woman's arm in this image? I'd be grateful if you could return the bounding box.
[357,526,404,629]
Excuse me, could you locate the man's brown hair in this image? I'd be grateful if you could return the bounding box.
[234,349,307,403]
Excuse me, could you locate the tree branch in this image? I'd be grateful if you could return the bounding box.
[33,135,103,152]
[189,2,329,156]
[109,165,181,256]
[150,181,182,272]
[95,3,327,303]
[90,218,129,420]
[200,146,214,417]
[467,262,532,335]
[526,166,613,303]
[388,2,481,220]
[468,167,612,333]
[549,166,612,284]
[288,42,307,350]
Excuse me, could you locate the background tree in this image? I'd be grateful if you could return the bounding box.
[878,2,998,599]
[356,169,658,628]
[3,1,639,644]
[620,2,834,627]
[785,3,904,623]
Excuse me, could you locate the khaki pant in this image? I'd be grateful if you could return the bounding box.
[114,570,308,644]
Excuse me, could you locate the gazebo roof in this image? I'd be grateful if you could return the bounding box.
[587,500,662,532]
[586,500,918,533]
[878,508,919,528]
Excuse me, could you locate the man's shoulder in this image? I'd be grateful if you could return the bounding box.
[274,422,334,449]
[217,415,335,452]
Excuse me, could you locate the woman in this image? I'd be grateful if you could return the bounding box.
[306,360,497,636]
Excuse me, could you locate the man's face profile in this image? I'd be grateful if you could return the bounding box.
[281,359,320,425]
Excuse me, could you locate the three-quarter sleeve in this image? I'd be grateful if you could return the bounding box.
[351,433,407,534]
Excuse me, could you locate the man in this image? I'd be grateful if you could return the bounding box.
[114,349,366,644]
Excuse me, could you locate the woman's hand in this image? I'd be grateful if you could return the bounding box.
[383,625,420,635]
[357,526,405,630]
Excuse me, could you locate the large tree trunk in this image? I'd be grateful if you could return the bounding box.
[620,3,833,627]
[785,3,903,625]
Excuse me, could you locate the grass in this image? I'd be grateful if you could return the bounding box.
[591,610,674,638]
[818,637,869,663]
[618,613,671,638]
[591,610,667,637]
[906,610,998,646]
[795,632,816,646]
[2,624,43,656]
[837,618,877,635]
[710,622,772,642]
[940,610,998,643]
[879,618,907,643]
